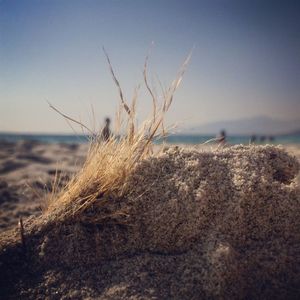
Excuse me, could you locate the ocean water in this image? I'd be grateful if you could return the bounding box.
[0,133,89,144]
[0,133,299,145]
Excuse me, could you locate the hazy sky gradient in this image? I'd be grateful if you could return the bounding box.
[1,0,299,133]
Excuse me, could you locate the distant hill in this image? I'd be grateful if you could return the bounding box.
[185,116,300,135]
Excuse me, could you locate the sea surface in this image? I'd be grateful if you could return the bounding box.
[0,133,299,145]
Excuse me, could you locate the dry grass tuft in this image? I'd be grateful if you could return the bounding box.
[45,50,191,221]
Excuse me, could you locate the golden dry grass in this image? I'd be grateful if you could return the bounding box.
[45,50,191,221]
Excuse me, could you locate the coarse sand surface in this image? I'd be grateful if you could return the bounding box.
[0,142,299,299]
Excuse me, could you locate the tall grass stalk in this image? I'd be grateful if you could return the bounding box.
[45,50,191,221]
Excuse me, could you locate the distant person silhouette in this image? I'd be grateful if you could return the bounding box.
[101,117,111,141]
[250,134,257,144]
[218,129,227,145]
[260,136,266,143]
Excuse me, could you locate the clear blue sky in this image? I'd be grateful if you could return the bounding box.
[1,0,299,133]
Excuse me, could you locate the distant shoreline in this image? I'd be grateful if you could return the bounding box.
[1,132,300,145]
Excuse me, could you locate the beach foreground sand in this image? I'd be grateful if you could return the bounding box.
[0,141,299,299]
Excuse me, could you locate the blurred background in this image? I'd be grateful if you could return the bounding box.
[1,0,299,144]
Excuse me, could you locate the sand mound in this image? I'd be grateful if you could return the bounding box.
[1,145,299,299]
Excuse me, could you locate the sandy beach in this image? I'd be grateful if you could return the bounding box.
[0,140,88,233]
[1,141,299,234]
[0,140,299,299]
[2,0,300,298]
